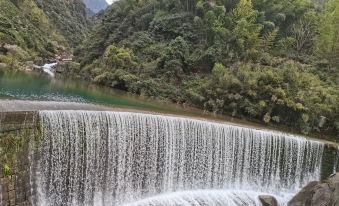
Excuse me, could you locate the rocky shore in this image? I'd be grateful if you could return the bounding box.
[0,43,72,74]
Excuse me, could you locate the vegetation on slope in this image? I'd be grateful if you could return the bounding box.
[0,0,89,66]
[36,0,89,46]
[75,0,339,137]
[0,0,67,64]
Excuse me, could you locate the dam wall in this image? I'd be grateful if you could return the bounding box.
[0,110,338,206]
[0,114,37,206]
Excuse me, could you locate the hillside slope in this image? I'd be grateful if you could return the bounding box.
[0,0,89,66]
[0,0,67,63]
[75,0,339,137]
[36,0,89,46]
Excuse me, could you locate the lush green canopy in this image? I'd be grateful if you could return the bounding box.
[74,0,339,137]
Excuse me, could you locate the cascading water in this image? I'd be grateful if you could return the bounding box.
[32,110,325,206]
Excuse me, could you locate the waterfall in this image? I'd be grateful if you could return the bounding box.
[122,190,266,206]
[41,62,57,77]
[32,110,325,206]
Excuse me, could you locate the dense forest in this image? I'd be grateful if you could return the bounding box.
[73,0,339,137]
[0,0,89,64]
[0,0,338,137]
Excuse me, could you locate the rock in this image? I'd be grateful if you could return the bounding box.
[288,173,339,206]
[31,65,42,73]
[0,62,8,68]
[312,183,332,206]
[288,181,320,206]
[24,61,34,71]
[25,61,33,66]
[34,57,43,65]
[259,195,278,206]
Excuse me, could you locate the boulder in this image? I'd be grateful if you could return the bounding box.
[259,195,278,206]
[288,173,339,206]
[0,62,8,69]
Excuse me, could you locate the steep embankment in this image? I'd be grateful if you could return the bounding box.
[0,0,89,67]
[36,0,89,46]
[74,0,339,138]
[0,0,66,65]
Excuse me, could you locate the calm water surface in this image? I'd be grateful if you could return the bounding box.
[0,69,197,113]
[0,68,270,128]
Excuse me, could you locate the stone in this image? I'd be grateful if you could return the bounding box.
[288,181,323,206]
[312,183,332,206]
[288,173,339,206]
[259,195,278,206]
[0,63,7,69]
[8,191,15,200]
[332,182,339,206]
[1,190,9,200]
[24,61,35,71]
[0,200,8,206]
[9,198,15,205]
[8,182,14,191]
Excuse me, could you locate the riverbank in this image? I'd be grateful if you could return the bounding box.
[0,49,73,76]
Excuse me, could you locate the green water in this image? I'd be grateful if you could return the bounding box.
[0,68,274,128]
[0,69,172,110]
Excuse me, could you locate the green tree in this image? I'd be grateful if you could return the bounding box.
[157,36,189,81]
[316,0,339,67]
[102,45,138,70]
[232,0,264,61]
[291,11,317,53]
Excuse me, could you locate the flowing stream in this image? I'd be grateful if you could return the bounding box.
[31,110,326,206]
[41,62,57,77]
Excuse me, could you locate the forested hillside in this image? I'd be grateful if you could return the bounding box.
[0,0,88,65]
[0,0,66,63]
[36,0,89,46]
[75,0,339,136]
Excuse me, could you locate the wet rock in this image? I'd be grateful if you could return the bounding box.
[288,173,339,206]
[259,195,278,206]
[288,181,320,206]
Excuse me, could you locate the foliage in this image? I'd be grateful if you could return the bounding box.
[0,0,332,137]
[316,0,339,67]
[0,0,89,64]
[185,62,338,135]
[35,0,90,46]
[0,129,34,177]
[3,163,11,177]
[73,0,339,137]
